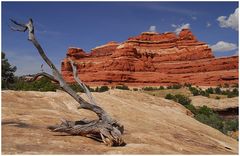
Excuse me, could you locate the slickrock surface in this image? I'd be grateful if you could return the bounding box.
[2,90,238,154]
[191,96,238,111]
[61,29,238,86]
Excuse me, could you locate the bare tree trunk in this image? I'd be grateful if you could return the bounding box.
[9,18,125,146]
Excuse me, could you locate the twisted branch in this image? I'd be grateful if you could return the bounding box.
[10,18,125,146]
[68,58,97,105]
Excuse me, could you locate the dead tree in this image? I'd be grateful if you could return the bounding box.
[9,18,125,146]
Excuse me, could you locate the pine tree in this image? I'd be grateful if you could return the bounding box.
[2,52,17,89]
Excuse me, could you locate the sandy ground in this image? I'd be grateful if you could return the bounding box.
[190,96,238,111]
[2,90,238,154]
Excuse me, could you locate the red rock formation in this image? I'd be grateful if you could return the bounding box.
[61,29,238,86]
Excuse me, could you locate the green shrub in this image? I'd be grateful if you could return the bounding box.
[226,88,238,98]
[142,86,156,91]
[195,112,223,131]
[116,85,129,90]
[98,86,109,92]
[214,87,222,94]
[142,86,165,91]
[165,94,191,106]
[95,86,99,92]
[69,83,84,92]
[194,106,224,131]
[174,94,191,105]
[222,119,239,134]
[133,88,138,91]
[232,88,239,95]
[87,86,95,92]
[167,84,182,89]
[2,52,17,89]
[165,93,174,100]
[159,86,165,90]
[69,84,94,92]
[13,77,59,92]
[185,104,197,115]
[200,90,209,97]
[171,83,182,89]
[205,87,214,94]
[197,105,213,117]
[189,87,200,96]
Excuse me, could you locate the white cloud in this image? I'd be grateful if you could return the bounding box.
[149,25,157,32]
[171,24,177,28]
[217,8,238,31]
[173,23,190,35]
[4,50,56,76]
[206,22,211,27]
[210,41,238,52]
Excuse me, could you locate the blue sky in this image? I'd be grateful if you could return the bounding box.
[2,2,239,75]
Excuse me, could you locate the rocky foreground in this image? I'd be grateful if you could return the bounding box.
[61,29,238,86]
[2,90,238,154]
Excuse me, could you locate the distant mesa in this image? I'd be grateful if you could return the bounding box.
[61,29,238,86]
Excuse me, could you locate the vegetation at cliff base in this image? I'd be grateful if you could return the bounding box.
[164,93,238,137]
[116,85,130,90]
[13,77,59,91]
[2,52,17,89]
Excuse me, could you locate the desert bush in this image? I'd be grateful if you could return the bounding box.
[195,112,223,131]
[172,83,182,89]
[205,87,214,94]
[142,86,165,91]
[200,90,209,97]
[225,88,238,98]
[167,84,182,89]
[232,88,239,95]
[165,94,191,106]
[13,77,59,92]
[165,93,174,100]
[95,86,99,92]
[222,119,239,134]
[189,87,200,96]
[69,83,84,92]
[185,104,198,115]
[214,87,222,94]
[195,106,224,131]
[2,52,17,89]
[88,86,95,92]
[69,84,94,92]
[197,105,213,116]
[142,86,156,91]
[116,85,129,90]
[159,86,165,90]
[165,95,238,135]
[133,88,138,91]
[174,94,191,105]
[98,86,109,92]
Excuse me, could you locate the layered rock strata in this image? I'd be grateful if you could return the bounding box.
[61,29,238,86]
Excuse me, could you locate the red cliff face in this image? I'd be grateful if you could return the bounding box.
[61,29,238,86]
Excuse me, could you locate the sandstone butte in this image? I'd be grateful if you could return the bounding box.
[61,29,239,86]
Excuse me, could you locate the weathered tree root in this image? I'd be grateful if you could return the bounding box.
[48,118,125,146]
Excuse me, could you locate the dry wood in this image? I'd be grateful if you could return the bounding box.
[10,18,125,146]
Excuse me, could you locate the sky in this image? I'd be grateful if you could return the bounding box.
[2,1,239,75]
